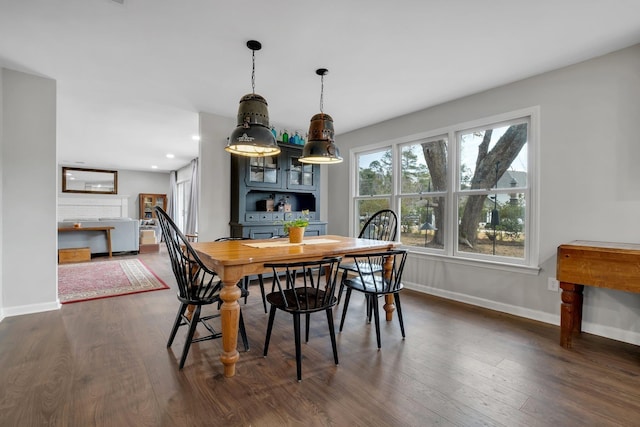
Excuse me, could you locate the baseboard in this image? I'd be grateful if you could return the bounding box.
[2,300,61,318]
[406,282,640,347]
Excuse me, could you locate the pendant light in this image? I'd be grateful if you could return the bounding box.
[226,40,280,157]
[299,68,343,164]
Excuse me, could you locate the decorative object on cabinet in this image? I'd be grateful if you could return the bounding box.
[62,167,118,194]
[139,193,166,219]
[299,68,343,164]
[226,40,280,158]
[230,143,326,238]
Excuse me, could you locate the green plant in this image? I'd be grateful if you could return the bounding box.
[281,209,310,235]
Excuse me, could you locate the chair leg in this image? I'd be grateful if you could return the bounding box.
[305,313,311,343]
[243,276,250,304]
[263,305,277,357]
[394,293,405,338]
[326,308,339,365]
[293,312,302,382]
[257,274,267,314]
[372,296,382,350]
[179,305,201,369]
[167,303,187,347]
[239,309,249,351]
[336,269,348,304]
[339,288,353,332]
[366,295,373,323]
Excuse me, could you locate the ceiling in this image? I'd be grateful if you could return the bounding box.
[2,0,640,172]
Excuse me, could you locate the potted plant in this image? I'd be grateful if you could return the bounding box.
[282,209,310,243]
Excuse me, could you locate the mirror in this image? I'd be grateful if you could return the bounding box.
[62,167,118,194]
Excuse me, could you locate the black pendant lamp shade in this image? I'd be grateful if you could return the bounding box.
[226,40,280,157]
[299,69,343,164]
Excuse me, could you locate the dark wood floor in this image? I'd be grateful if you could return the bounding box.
[1,249,640,426]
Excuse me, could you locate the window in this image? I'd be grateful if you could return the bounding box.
[351,108,537,267]
[176,179,190,232]
[354,147,392,234]
[456,119,529,262]
[398,136,448,251]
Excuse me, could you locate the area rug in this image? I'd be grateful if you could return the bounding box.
[58,258,170,304]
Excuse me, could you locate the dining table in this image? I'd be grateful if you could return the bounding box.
[191,234,400,377]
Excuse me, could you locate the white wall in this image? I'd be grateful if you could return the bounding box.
[0,67,4,320]
[198,112,235,241]
[117,169,171,219]
[330,44,640,345]
[1,68,58,316]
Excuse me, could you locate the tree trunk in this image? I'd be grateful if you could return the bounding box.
[421,139,447,245]
[459,124,528,247]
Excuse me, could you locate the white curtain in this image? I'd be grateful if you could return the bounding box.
[166,170,178,220]
[185,158,199,235]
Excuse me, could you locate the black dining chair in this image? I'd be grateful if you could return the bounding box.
[339,249,408,349]
[337,209,398,303]
[155,207,249,369]
[214,237,268,313]
[263,256,342,382]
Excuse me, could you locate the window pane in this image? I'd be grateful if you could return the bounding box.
[457,193,525,259]
[357,149,392,196]
[401,137,448,193]
[400,196,445,249]
[459,123,528,190]
[355,199,390,234]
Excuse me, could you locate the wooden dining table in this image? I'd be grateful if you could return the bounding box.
[191,234,399,377]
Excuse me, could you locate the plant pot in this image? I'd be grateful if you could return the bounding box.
[288,226,305,244]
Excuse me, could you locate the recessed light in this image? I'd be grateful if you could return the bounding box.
[166,153,175,158]
[192,135,201,141]
[151,165,158,169]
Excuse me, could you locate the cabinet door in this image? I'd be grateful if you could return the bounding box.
[142,195,155,219]
[140,193,166,219]
[285,152,318,190]
[245,156,281,188]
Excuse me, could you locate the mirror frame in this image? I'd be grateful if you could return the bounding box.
[62,167,118,194]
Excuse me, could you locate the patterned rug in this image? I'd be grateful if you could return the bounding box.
[58,258,170,304]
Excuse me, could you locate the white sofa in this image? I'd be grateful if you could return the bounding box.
[58,218,140,255]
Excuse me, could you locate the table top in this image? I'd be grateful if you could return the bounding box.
[58,226,115,232]
[192,234,399,269]
[558,240,640,253]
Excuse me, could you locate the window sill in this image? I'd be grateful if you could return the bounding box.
[404,246,541,275]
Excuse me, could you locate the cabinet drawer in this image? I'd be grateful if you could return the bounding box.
[58,247,91,264]
[246,212,273,222]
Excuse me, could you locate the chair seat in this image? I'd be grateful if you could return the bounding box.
[344,277,404,295]
[266,288,335,313]
[340,261,383,274]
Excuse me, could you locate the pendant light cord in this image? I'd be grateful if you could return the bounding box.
[251,49,256,94]
[319,74,324,113]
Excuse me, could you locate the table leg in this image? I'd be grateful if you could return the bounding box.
[105,229,113,257]
[383,255,395,321]
[384,295,395,321]
[219,277,242,377]
[559,282,584,348]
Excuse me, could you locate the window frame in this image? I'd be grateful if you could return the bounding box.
[349,107,540,270]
